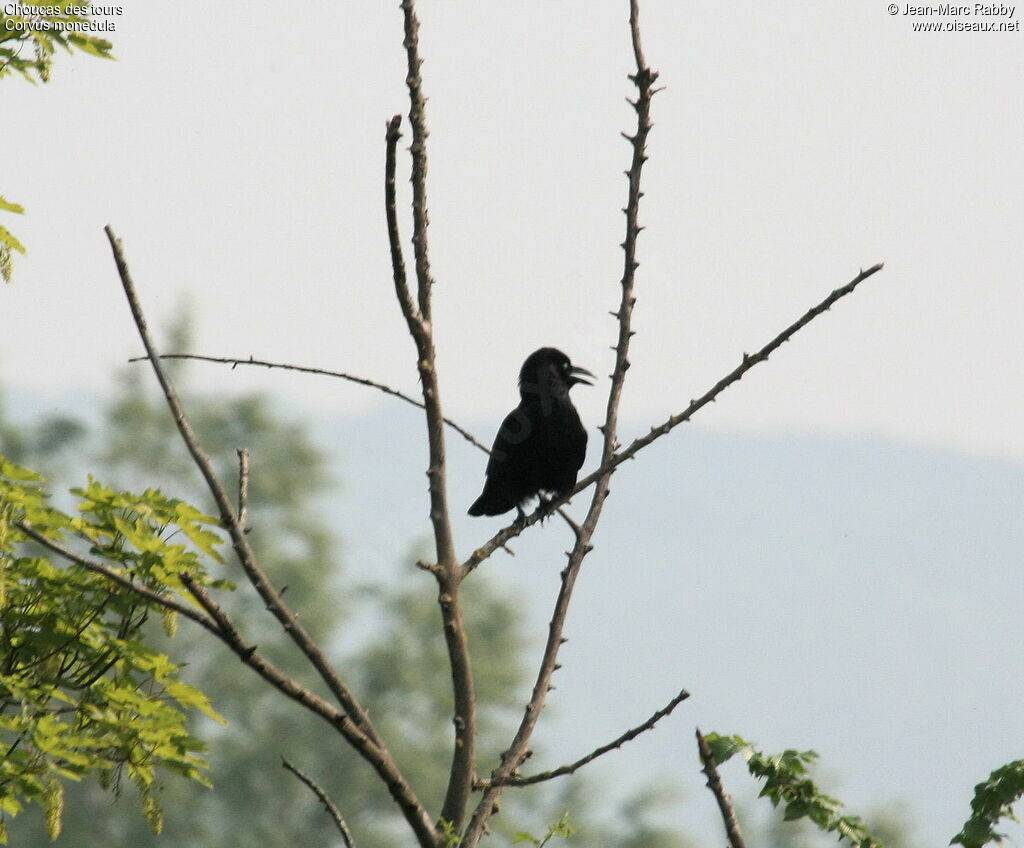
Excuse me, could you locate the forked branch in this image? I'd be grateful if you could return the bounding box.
[480,688,690,788]
[388,2,476,832]
[103,226,440,848]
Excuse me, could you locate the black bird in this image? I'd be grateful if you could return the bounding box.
[468,347,593,517]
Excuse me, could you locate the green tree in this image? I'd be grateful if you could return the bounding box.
[0,323,543,844]
[3,334,697,846]
[0,452,227,842]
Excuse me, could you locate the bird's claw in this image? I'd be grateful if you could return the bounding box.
[536,495,555,524]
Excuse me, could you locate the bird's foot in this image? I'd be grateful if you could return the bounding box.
[536,494,555,524]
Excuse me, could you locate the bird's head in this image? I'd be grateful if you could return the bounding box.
[518,347,594,399]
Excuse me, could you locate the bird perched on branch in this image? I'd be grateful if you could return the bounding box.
[468,347,593,518]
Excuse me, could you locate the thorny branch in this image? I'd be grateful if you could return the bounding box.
[463,261,884,574]
[697,729,747,848]
[388,2,476,831]
[401,0,435,320]
[104,227,373,732]
[462,2,658,844]
[479,688,690,788]
[282,758,357,848]
[103,227,440,848]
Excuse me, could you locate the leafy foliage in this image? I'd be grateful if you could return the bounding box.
[703,732,885,848]
[0,196,25,284]
[951,760,1024,848]
[0,456,227,842]
[0,3,113,84]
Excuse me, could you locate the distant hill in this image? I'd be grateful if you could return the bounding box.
[322,405,1024,847]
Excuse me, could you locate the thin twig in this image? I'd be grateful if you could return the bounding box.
[463,261,884,573]
[173,571,384,754]
[127,352,490,454]
[462,5,656,844]
[177,574,250,652]
[696,729,747,848]
[106,226,370,730]
[482,688,690,788]
[282,758,357,848]
[236,448,250,533]
[103,226,439,848]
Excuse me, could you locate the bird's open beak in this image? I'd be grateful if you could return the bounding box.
[569,365,595,386]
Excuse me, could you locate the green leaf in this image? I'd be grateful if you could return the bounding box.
[0,196,25,214]
[1,458,224,834]
[0,225,26,254]
[951,760,1024,848]
[709,731,885,848]
[0,456,45,483]
[703,732,752,765]
[42,779,64,840]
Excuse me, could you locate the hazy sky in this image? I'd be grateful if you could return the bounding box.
[3,1,1021,461]
[3,4,1023,845]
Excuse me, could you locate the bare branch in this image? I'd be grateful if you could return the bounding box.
[105,226,366,727]
[604,0,658,467]
[696,729,747,848]
[582,262,885,478]
[462,5,657,844]
[282,758,357,848]
[628,0,650,75]
[236,448,250,533]
[482,688,690,788]
[127,352,490,454]
[401,0,435,320]
[389,2,476,831]
[384,115,421,329]
[176,573,251,651]
[137,355,582,545]
[463,261,884,574]
[103,226,439,848]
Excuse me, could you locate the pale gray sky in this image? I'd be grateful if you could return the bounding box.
[3,4,1024,845]
[3,1,1022,460]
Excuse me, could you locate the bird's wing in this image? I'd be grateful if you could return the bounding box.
[572,414,588,472]
[486,405,534,477]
